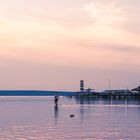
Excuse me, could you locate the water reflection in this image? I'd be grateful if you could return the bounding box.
[54,103,59,125]
[79,105,84,124]
[73,96,140,105]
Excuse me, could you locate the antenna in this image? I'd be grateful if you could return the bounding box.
[108,79,111,90]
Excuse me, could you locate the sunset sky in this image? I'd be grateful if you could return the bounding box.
[0,0,140,91]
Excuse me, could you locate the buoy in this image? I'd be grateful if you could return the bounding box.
[70,115,75,117]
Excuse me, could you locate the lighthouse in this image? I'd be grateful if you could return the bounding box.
[80,80,84,92]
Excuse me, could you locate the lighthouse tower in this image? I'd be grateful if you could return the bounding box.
[80,80,84,92]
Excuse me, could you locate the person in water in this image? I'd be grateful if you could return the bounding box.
[54,95,59,104]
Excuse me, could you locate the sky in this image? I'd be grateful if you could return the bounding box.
[0,0,140,91]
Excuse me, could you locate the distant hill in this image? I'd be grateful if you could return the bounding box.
[0,90,76,96]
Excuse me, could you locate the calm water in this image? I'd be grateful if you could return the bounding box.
[0,96,140,140]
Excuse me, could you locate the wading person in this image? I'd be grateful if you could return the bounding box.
[54,95,59,105]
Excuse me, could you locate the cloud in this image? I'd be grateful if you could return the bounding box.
[121,4,140,35]
[0,0,140,90]
[81,2,125,26]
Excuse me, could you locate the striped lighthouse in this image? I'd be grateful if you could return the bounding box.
[80,80,84,92]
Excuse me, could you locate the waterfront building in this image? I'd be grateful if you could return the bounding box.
[131,86,140,94]
[103,89,131,95]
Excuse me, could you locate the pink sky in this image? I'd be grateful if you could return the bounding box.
[0,0,140,91]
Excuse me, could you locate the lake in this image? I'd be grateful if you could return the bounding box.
[0,96,140,140]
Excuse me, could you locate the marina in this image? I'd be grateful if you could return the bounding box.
[76,80,140,97]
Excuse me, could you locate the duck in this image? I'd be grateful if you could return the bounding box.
[70,115,75,117]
